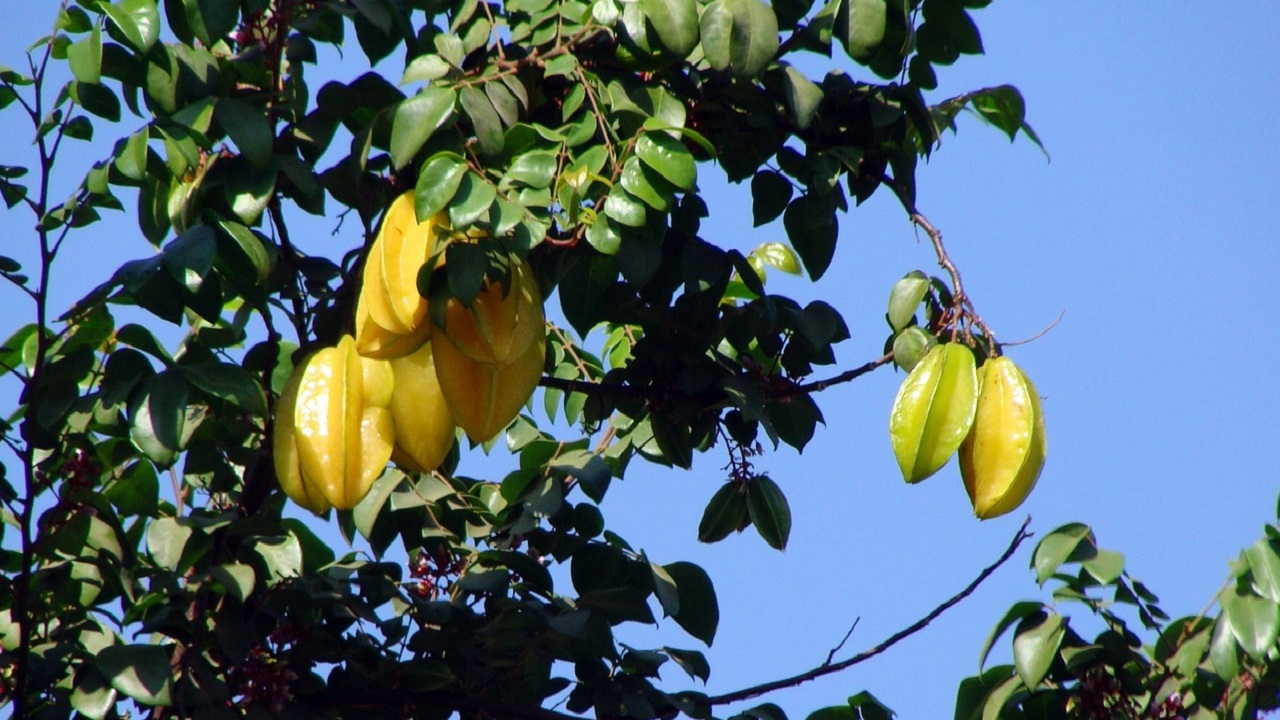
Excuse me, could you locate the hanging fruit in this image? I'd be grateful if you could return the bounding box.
[432,325,546,443]
[439,257,545,365]
[387,342,457,473]
[273,336,395,512]
[889,342,978,484]
[355,192,442,359]
[960,356,1047,519]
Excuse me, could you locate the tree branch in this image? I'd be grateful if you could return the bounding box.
[702,517,1034,707]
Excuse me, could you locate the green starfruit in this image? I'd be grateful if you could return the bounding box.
[889,342,978,484]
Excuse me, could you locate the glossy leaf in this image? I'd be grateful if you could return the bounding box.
[101,0,160,53]
[1031,523,1093,584]
[636,132,697,190]
[640,0,699,56]
[978,600,1043,671]
[460,85,504,157]
[416,152,469,218]
[67,25,103,84]
[833,0,886,60]
[390,87,456,170]
[216,97,273,168]
[1221,588,1280,659]
[887,270,928,332]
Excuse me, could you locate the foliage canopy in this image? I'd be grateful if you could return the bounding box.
[2,1,1280,719]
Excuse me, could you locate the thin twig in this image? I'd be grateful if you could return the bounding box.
[824,617,860,666]
[1000,310,1064,348]
[702,517,1034,707]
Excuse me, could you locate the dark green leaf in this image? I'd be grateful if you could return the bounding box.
[723,0,779,78]
[96,644,173,706]
[604,189,647,227]
[507,150,558,188]
[698,482,749,543]
[127,371,193,467]
[782,66,822,129]
[751,170,792,226]
[104,461,159,516]
[783,193,838,280]
[74,81,121,121]
[71,664,117,720]
[665,561,719,645]
[621,156,675,211]
[746,475,791,550]
[460,85,504,157]
[445,241,486,306]
[664,647,711,682]
[216,97,273,168]
[180,362,266,416]
[217,220,272,283]
[1246,539,1280,603]
[390,87,456,170]
[846,691,893,720]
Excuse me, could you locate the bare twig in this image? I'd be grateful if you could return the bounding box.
[824,617,860,666]
[1000,310,1064,348]
[702,517,1034,707]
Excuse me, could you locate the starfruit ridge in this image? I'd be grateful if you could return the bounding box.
[889,342,979,484]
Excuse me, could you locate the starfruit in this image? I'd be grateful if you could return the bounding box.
[273,336,395,512]
[387,342,456,473]
[960,357,1047,519]
[440,257,545,365]
[354,192,442,359]
[889,342,978,484]
[431,326,546,442]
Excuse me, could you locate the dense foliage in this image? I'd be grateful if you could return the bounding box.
[1,1,1279,719]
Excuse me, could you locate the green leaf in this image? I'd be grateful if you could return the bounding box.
[390,87,456,170]
[978,601,1043,670]
[698,482,748,543]
[781,66,822,129]
[1221,588,1280,659]
[806,708,853,720]
[96,644,173,706]
[507,150,558,188]
[353,470,402,543]
[723,0,779,78]
[979,672,1022,720]
[252,533,304,584]
[636,132,696,190]
[146,517,193,572]
[746,475,791,550]
[217,220,272,283]
[67,25,103,84]
[1031,523,1093,584]
[447,172,497,228]
[954,666,1014,720]
[665,561,719,645]
[209,563,257,603]
[101,0,160,53]
[833,0,886,60]
[664,647,710,683]
[402,54,452,84]
[180,362,267,416]
[751,170,792,226]
[846,691,893,720]
[699,0,732,71]
[1246,538,1280,603]
[114,128,149,181]
[445,241,486,306]
[1209,615,1241,678]
[71,664,117,720]
[128,371,194,467]
[460,85,504,157]
[887,270,928,332]
[181,0,240,47]
[604,188,647,227]
[1011,611,1064,689]
[650,560,681,616]
[621,156,676,211]
[750,242,801,275]
[215,97,273,168]
[1081,548,1126,585]
[783,193,838,280]
[104,461,159,516]
[640,0,699,56]
[416,152,469,218]
[586,216,622,255]
[74,81,121,121]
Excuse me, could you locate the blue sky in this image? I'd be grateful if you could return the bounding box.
[2,2,1279,718]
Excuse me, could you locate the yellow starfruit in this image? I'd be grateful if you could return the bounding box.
[960,357,1047,519]
[273,336,395,512]
[440,258,545,365]
[354,192,442,359]
[889,342,978,484]
[431,326,546,443]
[387,342,457,473]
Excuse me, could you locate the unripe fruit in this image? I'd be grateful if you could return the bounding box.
[960,357,1047,519]
[274,336,395,512]
[432,327,546,443]
[354,192,441,358]
[889,343,978,484]
[387,342,456,472]
[440,258,545,365]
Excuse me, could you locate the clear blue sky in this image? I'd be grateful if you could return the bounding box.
[2,3,1278,718]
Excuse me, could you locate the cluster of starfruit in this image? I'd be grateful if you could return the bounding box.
[884,272,1047,519]
[273,193,546,513]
